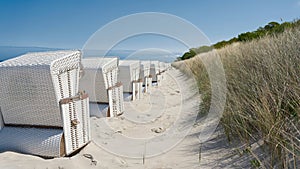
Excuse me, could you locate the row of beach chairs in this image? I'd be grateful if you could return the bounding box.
[0,50,171,158]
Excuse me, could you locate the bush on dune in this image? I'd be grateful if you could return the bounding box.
[178,19,300,60]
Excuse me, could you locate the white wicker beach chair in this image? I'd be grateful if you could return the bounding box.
[140,61,151,93]
[79,57,124,117]
[150,61,160,84]
[0,50,90,157]
[119,60,142,101]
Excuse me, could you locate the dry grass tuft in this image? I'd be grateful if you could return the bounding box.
[174,26,300,168]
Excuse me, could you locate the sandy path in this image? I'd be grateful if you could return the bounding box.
[0,68,241,169]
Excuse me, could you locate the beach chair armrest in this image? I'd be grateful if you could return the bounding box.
[59,91,90,155]
[59,91,88,104]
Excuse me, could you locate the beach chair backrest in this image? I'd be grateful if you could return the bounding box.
[140,61,151,79]
[119,60,141,93]
[80,57,119,103]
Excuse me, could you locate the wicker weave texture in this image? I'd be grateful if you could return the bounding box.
[61,96,90,155]
[136,81,143,99]
[80,58,119,103]
[0,51,80,67]
[0,50,80,127]
[140,61,151,79]
[108,85,124,116]
[119,60,141,93]
[81,57,119,88]
[0,50,91,157]
[0,127,63,157]
[117,86,124,115]
[131,81,142,100]
[144,77,152,93]
[108,89,115,116]
[150,61,159,81]
[80,69,108,102]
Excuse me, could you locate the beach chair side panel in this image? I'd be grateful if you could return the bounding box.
[60,92,90,155]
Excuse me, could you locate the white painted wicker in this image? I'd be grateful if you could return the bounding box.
[116,84,124,114]
[150,61,160,82]
[60,92,90,155]
[108,82,124,117]
[0,127,63,157]
[140,61,151,93]
[136,81,143,99]
[80,57,119,103]
[80,57,124,117]
[140,61,151,80]
[145,77,152,92]
[119,60,141,93]
[0,51,80,127]
[0,50,90,157]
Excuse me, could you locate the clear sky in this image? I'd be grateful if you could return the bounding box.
[1,0,300,52]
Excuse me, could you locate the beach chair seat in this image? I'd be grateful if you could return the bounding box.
[0,50,90,157]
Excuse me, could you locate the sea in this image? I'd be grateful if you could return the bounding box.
[0,46,182,63]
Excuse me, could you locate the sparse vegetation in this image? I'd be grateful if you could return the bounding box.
[174,22,300,168]
[178,19,300,61]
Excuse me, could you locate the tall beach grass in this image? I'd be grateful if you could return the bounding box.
[174,26,300,168]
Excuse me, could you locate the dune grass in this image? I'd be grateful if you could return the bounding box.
[174,26,300,168]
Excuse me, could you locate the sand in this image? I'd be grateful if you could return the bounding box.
[0,68,248,169]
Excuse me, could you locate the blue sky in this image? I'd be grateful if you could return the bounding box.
[0,0,300,52]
